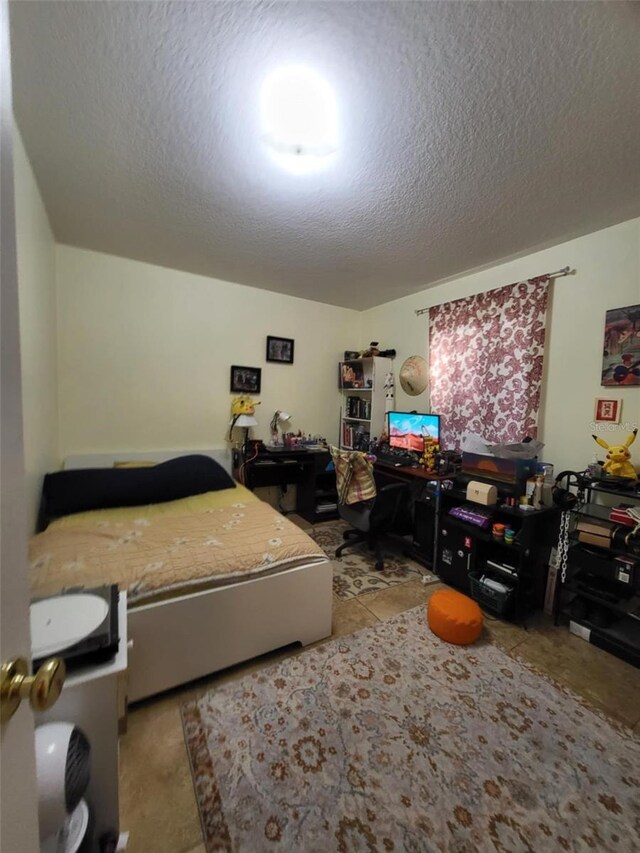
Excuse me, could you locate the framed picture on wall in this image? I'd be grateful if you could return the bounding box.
[230,365,261,394]
[594,398,622,424]
[601,304,640,386]
[266,336,294,364]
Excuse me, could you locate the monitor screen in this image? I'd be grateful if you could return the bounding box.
[388,411,440,452]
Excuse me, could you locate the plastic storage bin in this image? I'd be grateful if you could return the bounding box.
[469,570,514,617]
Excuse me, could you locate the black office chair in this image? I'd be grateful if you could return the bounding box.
[331,447,409,571]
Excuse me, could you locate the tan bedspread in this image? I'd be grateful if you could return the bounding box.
[29,485,327,606]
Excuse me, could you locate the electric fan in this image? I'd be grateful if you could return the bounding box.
[36,722,91,851]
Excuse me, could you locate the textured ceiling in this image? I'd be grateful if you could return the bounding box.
[9,1,640,309]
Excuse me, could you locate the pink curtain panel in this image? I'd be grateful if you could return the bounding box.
[429,277,550,451]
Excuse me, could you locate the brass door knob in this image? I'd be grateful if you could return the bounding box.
[0,656,66,723]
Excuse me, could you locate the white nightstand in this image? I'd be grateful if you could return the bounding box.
[38,591,128,846]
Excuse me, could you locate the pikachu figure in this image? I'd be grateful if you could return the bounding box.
[592,428,638,480]
[231,395,260,417]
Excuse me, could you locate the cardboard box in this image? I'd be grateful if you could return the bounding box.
[461,452,536,486]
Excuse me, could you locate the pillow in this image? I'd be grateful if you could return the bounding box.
[40,454,235,525]
[113,461,158,468]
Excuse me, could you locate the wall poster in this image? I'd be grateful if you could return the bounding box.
[602,304,640,386]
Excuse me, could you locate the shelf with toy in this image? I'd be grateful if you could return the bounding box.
[339,360,373,390]
[586,480,640,500]
[338,356,394,451]
[591,428,638,481]
[552,429,640,667]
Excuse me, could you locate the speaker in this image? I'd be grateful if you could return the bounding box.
[552,470,588,510]
[414,496,436,560]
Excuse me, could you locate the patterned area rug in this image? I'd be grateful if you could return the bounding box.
[182,607,640,852]
[310,520,434,599]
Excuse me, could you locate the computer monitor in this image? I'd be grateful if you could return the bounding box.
[388,411,440,453]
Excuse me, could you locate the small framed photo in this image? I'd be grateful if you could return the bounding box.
[266,336,294,364]
[230,365,261,394]
[594,398,622,424]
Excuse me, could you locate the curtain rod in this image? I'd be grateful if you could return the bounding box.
[414,266,573,316]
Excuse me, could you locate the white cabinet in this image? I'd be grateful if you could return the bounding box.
[338,357,393,450]
[38,592,128,847]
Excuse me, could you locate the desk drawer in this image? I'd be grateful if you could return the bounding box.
[249,461,308,488]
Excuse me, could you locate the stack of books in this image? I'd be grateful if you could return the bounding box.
[341,422,370,450]
[609,505,636,527]
[345,397,371,419]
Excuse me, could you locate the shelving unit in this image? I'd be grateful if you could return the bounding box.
[243,448,338,523]
[338,356,392,451]
[555,479,640,667]
[296,450,339,523]
[435,486,559,622]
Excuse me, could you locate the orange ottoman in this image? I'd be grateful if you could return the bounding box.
[427,589,483,645]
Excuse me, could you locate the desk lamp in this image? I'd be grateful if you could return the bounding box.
[270,410,291,445]
[229,395,260,456]
[230,413,258,450]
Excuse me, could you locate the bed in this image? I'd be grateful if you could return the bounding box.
[29,449,333,702]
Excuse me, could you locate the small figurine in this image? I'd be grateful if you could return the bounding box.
[420,438,439,472]
[384,371,395,413]
[358,342,397,359]
[228,395,261,442]
[231,395,260,416]
[591,428,638,480]
[359,341,381,358]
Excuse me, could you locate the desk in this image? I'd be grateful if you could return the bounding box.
[374,462,451,567]
[374,461,442,480]
[437,487,559,621]
[375,461,560,621]
[243,448,338,523]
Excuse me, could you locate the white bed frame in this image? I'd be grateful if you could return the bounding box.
[65,449,333,702]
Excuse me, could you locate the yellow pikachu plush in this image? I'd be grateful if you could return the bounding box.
[592,428,638,480]
[231,395,260,416]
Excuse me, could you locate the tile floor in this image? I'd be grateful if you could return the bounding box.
[119,519,640,853]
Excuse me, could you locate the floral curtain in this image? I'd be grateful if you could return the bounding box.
[428,277,550,451]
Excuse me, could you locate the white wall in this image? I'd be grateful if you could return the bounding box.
[56,246,361,457]
[13,127,58,531]
[26,197,640,479]
[361,218,640,472]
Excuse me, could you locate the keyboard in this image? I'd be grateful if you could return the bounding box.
[449,504,493,529]
[375,450,417,467]
[263,445,307,453]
